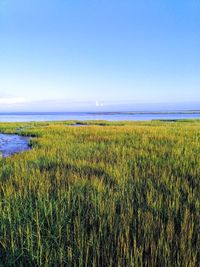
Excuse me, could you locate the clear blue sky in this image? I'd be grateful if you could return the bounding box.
[0,0,200,111]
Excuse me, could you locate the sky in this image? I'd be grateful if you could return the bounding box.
[0,0,200,112]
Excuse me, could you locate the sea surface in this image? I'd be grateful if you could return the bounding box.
[0,112,200,122]
[0,133,30,157]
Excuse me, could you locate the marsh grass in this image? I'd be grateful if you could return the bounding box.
[0,120,199,266]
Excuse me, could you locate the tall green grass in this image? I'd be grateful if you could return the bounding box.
[0,120,199,266]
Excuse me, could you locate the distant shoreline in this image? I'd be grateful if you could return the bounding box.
[0,110,200,115]
[89,111,200,115]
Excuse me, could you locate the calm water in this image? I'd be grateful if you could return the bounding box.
[0,134,30,157]
[0,112,199,122]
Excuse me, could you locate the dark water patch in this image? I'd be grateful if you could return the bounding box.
[0,133,30,157]
[69,123,87,127]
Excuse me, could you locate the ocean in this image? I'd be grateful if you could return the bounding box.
[0,112,199,122]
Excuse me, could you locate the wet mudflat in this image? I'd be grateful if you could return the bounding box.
[0,133,30,157]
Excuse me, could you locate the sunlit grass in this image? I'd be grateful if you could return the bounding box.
[0,120,199,266]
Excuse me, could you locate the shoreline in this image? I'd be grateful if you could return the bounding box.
[0,110,200,115]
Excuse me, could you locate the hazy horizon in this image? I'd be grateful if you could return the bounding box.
[0,101,199,113]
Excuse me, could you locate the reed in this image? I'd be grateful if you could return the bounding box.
[0,120,199,266]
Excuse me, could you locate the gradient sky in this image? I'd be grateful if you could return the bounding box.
[0,0,200,111]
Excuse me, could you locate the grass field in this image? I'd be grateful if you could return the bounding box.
[0,120,199,266]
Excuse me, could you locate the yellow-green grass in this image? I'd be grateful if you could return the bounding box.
[0,120,199,266]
